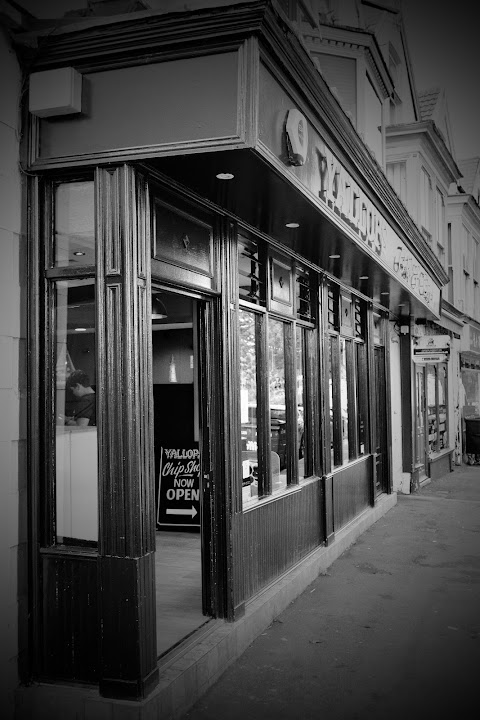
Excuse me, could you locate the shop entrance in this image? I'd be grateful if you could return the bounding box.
[151,288,210,657]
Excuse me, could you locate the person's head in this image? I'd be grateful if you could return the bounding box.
[67,370,92,397]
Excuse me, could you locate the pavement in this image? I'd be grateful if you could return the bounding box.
[180,465,480,720]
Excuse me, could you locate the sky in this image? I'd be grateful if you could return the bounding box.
[402,0,480,161]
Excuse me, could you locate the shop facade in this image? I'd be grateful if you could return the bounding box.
[13,2,447,717]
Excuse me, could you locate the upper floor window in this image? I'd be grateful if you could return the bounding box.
[420,168,433,243]
[435,188,445,266]
[364,75,383,164]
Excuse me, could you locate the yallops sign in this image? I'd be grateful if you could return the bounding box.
[157,446,200,527]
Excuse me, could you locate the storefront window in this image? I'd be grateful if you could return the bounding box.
[427,363,449,454]
[296,327,306,481]
[438,364,448,450]
[269,319,288,494]
[239,242,316,507]
[340,337,350,461]
[240,309,260,505]
[327,284,369,468]
[356,342,368,455]
[54,181,95,267]
[54,279,98,546]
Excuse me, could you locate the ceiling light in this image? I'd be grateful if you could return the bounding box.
[359,275,369,280]
[216,172,234,180]
[329,254,340,259]
[73,251,85,256]
[285,222,300,228]
[381,292,389,296]
[75,327,87,332]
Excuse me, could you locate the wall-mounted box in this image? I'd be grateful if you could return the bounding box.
[29,67,82,118]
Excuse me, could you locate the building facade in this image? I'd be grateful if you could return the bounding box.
[1,1,469,718]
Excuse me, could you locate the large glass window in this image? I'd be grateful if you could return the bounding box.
[46,178,98,547]
[427,362,449,454]
[239,240,316,507]
[327,285,368,468]
[240,309,261,505]
[55,279,98,546]
[269,319,288,494]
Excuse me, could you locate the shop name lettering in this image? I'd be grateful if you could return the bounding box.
[317,147,385,256]
[314,146,434,304]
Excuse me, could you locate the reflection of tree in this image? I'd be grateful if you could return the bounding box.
[239,311,256,392]
[269,320,285,406]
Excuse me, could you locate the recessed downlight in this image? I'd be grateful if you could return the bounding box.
[285,222,300,228]
[359,275,369,280]
[381,292,390,296]
[216,172,234,180]
[329,254,340,259]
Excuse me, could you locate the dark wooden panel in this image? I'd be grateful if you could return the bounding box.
[233,479,322,605]
[38,54,240,161]
[42,553,98,682]
[333,457,372,532]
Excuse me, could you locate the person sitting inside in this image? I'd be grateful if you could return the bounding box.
[65,370,96,427]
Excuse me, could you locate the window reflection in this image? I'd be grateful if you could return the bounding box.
[296,327,305,481]
[54,181,95,267]
[55,279,98,546]
[269,319,287,494]
[240,310,259,505]
[340,338,349,461]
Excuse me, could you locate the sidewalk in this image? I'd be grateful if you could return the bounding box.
[180,465,480,720]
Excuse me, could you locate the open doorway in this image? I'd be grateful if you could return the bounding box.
[151,288,209,657]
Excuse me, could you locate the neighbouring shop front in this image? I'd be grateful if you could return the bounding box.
[21,1,445,707]
[461,324,480,463]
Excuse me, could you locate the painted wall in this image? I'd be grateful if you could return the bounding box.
[0,26,25,720]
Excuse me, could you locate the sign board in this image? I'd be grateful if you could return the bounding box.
[157,445,200,528]
[413,335,451,364]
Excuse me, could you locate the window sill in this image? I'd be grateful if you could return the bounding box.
[428,448,452,462]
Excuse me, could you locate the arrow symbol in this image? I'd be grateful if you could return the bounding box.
[166,506,198,519]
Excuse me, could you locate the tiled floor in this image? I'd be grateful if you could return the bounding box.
[155,530,207,657]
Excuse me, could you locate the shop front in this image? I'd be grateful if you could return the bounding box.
[461,324,480,463]
[412,334,453,483]
[20,2,445,714]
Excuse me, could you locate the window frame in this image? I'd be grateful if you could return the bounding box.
[238,237,319,508]
[40,173,98,550]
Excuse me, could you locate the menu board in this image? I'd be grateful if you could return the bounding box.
[157,445,200,528]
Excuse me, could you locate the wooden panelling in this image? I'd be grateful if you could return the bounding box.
[233,479,322,605]
[42,553,98,682]
[332,457,372,532]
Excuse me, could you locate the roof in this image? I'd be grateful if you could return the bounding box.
[417,87,441,121]
[457,157,480,195]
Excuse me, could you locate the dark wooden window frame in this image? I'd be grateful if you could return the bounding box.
[326,280,370,471]
[238,238,319,506]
